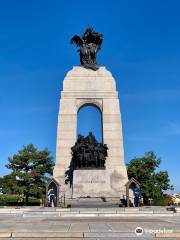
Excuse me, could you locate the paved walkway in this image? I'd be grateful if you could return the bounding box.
[0,214,180,239]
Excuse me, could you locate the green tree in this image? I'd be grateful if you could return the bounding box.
[127,151,174,205]
[0,174,18,194]
[6,144,54,203]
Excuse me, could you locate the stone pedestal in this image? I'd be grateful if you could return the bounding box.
[53,66,129,200]
[73,170,108,198]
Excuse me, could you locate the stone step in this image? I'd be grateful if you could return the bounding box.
[0,231,180,238]
[0,209,175,213]
[68,198,120,208]
[175,207,180,213]
[0,207,176,217]
[0,212,175,218]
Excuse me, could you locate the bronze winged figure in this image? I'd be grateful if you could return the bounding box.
[71,27,103,71]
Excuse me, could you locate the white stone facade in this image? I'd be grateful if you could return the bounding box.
[53,66,128,199]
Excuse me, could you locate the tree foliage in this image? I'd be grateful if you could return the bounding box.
[0,174,17,194]
[5,144,54,203]
[127,151,174,204]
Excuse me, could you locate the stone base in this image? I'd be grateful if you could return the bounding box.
[73,169,126,199]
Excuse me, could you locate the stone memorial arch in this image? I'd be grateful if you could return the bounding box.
[53,66,129,200]
[53,27,130,202]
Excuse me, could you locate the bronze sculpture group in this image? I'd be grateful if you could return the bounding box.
[71,27,103,71]
[71,132,108,169]
[65,133,108,186]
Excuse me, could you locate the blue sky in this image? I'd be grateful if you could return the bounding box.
[0,1,180,192]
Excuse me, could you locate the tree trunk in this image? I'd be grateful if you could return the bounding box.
[142,194,149,205]
[25,193,29,205]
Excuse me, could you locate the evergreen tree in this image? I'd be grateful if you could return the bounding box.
[6,144,54,203]
[0,174,17,194]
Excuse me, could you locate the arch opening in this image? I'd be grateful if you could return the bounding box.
[46,179,59,207]
[77,104,103,143]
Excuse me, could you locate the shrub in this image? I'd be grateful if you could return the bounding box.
[0,194,41,206]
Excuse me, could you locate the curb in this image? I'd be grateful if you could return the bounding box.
[0,231,180,238]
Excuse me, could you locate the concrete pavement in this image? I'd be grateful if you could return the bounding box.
[0,207,180,238]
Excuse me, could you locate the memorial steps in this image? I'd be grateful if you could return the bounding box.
[67,197,121,208]
[0,206,177,218]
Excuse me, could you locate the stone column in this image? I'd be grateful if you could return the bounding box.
[103,98,128,195]
[53,98,77,198]
[53,66,129,200]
